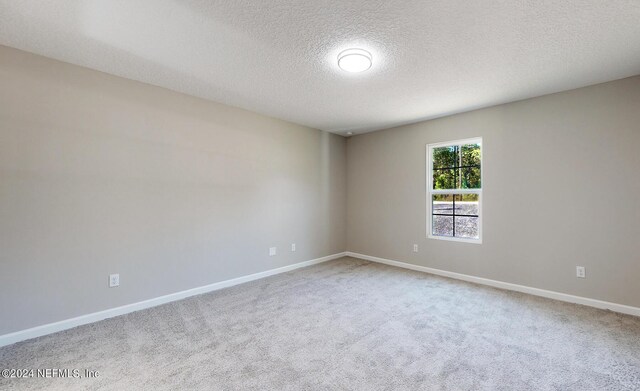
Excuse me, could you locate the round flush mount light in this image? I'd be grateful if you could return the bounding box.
[337,48,372,73]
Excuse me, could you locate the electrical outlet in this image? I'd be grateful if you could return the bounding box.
[109,273,120,287]
[291,243,296,252]
[413,244,418,253]
[269,247,277,256]
[576,266,586,279]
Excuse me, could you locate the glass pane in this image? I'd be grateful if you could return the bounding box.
[432,194,454,215]
[460,143,481,167]
[455,216,479,239]
[433,168,457,190]
[433,215,453,237]
[432,143,481,190]
[432,146,456,169]
[432,194,480,239]
[460,167,481,189]
[453,194,479,216]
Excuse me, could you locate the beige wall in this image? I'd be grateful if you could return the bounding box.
[0,46,347,335]
[347,76,640,308]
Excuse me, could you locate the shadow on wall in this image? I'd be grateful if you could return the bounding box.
[4,0,251,105]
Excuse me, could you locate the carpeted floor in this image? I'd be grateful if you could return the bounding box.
[1,257,639,390]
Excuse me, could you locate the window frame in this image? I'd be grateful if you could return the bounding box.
[426,137,483,244]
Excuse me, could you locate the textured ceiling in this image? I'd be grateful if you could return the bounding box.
[1,1,639,134]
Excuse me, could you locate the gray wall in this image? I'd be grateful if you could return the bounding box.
[347,76,640,308]
[0,46,347,335]
[2,43,639,336]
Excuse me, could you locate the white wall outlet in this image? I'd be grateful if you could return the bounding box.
[109,273,120,287]
[291,243,296,252]
[413,244,419,253]
[576,266,586,279]
[269,247,277,256]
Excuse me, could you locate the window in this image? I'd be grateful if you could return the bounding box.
[427,138,482,243]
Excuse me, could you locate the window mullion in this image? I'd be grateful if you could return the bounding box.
[452,194,456,237]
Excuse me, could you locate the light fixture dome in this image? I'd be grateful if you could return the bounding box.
[337,48,372,73]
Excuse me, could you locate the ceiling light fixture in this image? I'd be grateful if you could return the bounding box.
[337,49,372,73]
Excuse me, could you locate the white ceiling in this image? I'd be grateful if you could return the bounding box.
[1,1,639,135]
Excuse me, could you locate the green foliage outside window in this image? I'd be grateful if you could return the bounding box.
[432,143,481,191]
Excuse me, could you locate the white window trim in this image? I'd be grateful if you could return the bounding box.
[426,137,483,244]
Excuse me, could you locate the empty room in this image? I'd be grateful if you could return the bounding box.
[1,1,639,390]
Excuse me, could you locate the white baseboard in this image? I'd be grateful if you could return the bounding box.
[0,252,346,348]
[346,252,640,317]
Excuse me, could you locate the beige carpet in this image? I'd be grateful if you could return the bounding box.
[1,257,639,390]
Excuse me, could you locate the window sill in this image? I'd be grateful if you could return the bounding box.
[427,235,482,244]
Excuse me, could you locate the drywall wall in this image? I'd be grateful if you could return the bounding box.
[347,76,640,308]
[0,45,347,335]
